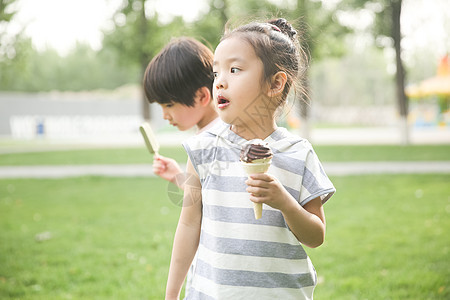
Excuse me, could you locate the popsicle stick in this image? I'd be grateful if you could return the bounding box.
[139,122,160,155]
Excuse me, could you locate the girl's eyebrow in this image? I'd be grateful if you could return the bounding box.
[213,57,244,66]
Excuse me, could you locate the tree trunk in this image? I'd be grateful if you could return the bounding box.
[141,64,150,121]
[296,0,311,140]
[140,0,151,121]
[392,0,409,144]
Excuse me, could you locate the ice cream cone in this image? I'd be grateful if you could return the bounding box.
[241,161,271,219]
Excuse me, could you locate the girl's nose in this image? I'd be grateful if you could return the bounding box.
[215,74,226,89]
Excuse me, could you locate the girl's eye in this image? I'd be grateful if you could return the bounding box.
[231,67,240,73]
[213,72,218,78]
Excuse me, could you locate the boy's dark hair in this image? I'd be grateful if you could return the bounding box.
[143,37,214,107]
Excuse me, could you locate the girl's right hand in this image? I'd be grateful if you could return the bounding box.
[153,155,183,186]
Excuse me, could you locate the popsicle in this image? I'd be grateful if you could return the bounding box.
[139,122,160,155]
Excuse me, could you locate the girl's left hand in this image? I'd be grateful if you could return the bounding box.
[245,173,296,211]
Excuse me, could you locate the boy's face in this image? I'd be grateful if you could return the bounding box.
[159,101,205,131]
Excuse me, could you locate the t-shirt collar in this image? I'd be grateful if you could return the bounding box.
[206,121,291,150]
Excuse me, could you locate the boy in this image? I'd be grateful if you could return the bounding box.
[143,37,219,186]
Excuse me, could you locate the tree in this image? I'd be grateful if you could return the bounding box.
[0,0,33,90]
[338,0,409,144]
[0,0,19,58]
[391,0,408,144]
[0,0,16,31]
[280,0,350,139]
[190,0,228,48]
[104,0,159,121]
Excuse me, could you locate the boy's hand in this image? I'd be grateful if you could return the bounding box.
[245,173,296,212]
[153,155,183,186]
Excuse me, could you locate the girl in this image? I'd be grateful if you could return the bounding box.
[165,18,335,300]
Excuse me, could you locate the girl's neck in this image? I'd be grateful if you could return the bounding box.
[230,118,278,141]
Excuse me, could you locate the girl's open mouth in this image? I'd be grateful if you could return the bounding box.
[217,96,230,109]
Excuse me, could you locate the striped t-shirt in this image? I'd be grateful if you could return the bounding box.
[183,122,335,299]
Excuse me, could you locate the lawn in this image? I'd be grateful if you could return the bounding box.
[1,144,449,165]
[0,177,179,299]
[0,174,449,299]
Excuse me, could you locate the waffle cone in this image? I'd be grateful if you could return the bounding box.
[241,162,271,174]
[252,202,263,220]
[241,161,271,219]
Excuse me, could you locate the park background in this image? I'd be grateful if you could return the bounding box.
[1,0,449,299]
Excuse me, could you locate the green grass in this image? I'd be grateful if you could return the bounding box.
[0,177,181,299]
[1,174,449,299]
[1,144,449,166]
[314,144,450,162]
[310,174,449,299]
[0,147,187,166]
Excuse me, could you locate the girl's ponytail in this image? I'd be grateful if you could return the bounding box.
[268,18,297,43]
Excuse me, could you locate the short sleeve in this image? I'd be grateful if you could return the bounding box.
[298,149,335,206]
[182,141,199,175]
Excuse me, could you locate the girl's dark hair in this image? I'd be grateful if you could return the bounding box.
[222,18,308,104]
[143,37,214,107]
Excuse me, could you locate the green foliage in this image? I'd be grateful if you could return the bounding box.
[287,0,350,60]
[189,7,226,49]
[337,0,399,48]
[221,0,350,60]
[103,0,201,75]
[0,0,28,89]
[226,0,279,19]
[0,42,140,92]
[0,37,34,89]
[0,0,393,96]
[311,46,395,106]
[337,0,408,120]
[0,0,15,22]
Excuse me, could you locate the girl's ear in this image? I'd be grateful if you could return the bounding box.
[194,86,212,107]
[267,71,287,98]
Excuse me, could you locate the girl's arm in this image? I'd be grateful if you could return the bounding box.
[165,158,202,299]
[280,196,325,248]
[246,173,325,248]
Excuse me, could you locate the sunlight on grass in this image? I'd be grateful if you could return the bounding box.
[0,174,449,299]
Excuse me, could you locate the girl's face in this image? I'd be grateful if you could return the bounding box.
[213,36,270,126]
